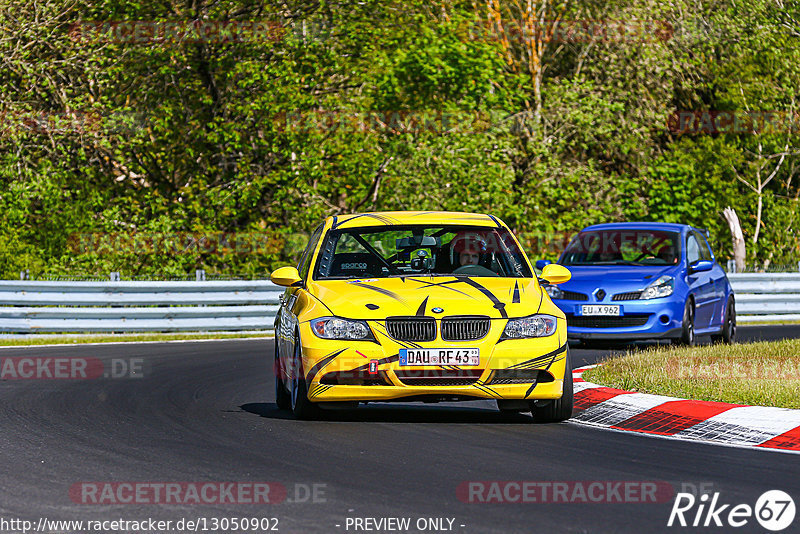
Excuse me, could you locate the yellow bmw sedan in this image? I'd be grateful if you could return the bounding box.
[270,211,572,421]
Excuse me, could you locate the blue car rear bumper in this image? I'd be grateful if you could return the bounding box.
[553,295,685,341]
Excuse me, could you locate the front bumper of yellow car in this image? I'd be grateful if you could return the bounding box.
[297,318,569,403]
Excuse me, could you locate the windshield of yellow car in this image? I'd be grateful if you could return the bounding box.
[313,225,533,279]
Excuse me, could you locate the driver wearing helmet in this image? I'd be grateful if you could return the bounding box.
[657,243,678,264]
[458,248,480,266]
[451,232,488,267]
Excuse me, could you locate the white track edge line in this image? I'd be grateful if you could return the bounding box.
[568,418,800,456]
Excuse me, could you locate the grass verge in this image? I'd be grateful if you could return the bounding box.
[582,339,800,409]
[0,332,271,347]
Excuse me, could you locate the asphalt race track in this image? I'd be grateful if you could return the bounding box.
[0,326,798,534]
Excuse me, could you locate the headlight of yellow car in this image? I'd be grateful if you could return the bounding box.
[501,314,558,339]
[310,317,375,341]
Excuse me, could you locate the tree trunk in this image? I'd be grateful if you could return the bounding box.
[722,207,746,272]
[753,193,762,244]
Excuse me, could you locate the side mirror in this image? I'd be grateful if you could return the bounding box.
[689,260,713,273]
[540,264,571,285]
[535,259,552,270]
[270,266,304,287]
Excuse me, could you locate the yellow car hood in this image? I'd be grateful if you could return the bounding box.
[308,276,544,320]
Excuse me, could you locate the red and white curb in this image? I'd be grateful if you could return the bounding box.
[571,365,800,453]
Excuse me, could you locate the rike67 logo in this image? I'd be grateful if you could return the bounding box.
[668,490,795,531]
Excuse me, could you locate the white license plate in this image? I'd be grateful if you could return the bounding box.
[581,305,621,316]
[399,348,479,366]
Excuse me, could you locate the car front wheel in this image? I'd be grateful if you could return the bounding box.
[289,334,321,420]
[274,337,291,410]
[530,349,574,423]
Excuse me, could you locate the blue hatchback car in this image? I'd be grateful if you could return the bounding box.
[537,222,735,345]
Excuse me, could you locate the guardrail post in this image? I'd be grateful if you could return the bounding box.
[109,271,121,281]
[727,259,736,273]
[196,269,206,281]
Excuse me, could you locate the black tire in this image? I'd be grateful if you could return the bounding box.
[274,337,291,410]
[289,333,321,420]
[530,349,573,423]
[711,297,736,344]
[678,299,695,346]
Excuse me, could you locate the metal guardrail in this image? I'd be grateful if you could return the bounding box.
[0,273,797,334]
[0,280,284,333]
[725,260,800,273]
[728,274,800,323]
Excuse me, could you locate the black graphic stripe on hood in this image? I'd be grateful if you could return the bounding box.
[416,297,429,316]
[512,281,521,303]
[455,276,508,318]
[350,282,405,303]
[333,213,398,229]
[536,282,543,313]
[452,215,495,223]
[305,348,346,383]
[371,322,422,349]
[407,278,476,298]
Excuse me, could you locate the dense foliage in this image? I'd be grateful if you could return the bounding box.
[1,0,799,277]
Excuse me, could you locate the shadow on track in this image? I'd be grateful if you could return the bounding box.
[239,401,562,425]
